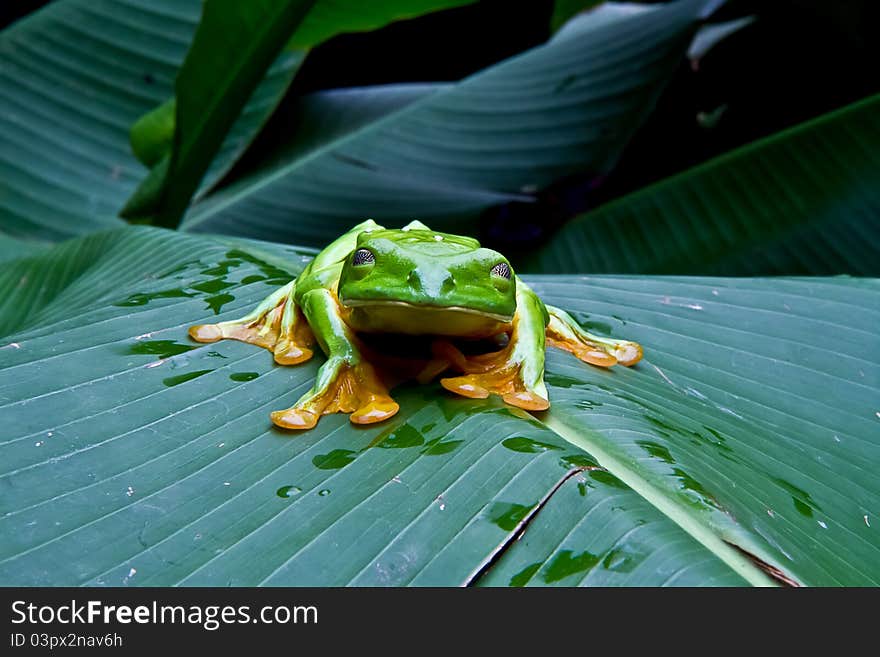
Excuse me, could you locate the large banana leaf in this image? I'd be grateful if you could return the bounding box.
[1,227,876,586]
[0,0,301,244]
[525,93,880,275]
[121,0,480,226]
[180,0,712,247]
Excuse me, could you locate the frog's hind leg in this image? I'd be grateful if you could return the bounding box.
[270,289,399,431]
[189,280,315,366]
[439,279,550,411]
[545,304,642,367]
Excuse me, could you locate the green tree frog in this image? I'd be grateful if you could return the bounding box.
[189,220,642,430]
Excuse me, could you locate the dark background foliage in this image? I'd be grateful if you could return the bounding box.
[6,0,876,248]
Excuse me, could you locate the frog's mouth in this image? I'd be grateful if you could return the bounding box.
[341,299,513,337]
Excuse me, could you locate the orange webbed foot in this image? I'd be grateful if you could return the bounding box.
[271,359,399,431]
[545,305,643,368]
[437,340,549,412]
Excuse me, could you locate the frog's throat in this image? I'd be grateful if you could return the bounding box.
[340,299,512,323]
[340,299,513,337]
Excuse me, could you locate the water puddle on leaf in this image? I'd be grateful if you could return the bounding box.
[588,470,628,489]
[191,278,235,294]
[542,549,600,583]
[635,440,675,464]
[373,423,424,449]
[560,454,599,469]
[601,547,645,573]
[114,288,195,307]
[312,449,357,470]
[486,502,535,531]
[225,250,292,281]
[509,562,542,587]
[501,437,563,454]
[162,369,213,387]
[421,437,463,456]
[773,477,822,518]
[201,259,243,277]
[205,293,236,314]
[127,340,196,359]
[230,372,259,382]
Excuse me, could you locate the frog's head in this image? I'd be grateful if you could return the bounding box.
[338,228,516,336]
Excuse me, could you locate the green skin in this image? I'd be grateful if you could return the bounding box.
[190,219,642,430]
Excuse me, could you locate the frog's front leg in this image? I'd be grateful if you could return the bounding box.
[188,280,315,365]
[438,279,550,411]
[545,304,642,367]
[270,289,399,430]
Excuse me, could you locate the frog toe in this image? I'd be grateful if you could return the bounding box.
[350,399,400,425]
[188,323,223,343]
[441,365,548,411]
[271,360,398,431]
[271,408,320,430]
[611,341,643,367]
[273,340,313,365]
[502,390,549,411]
[545,306,643,368]
[440,376,490,399]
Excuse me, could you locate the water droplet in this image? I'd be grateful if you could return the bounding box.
[276,485,302,498]
[602,547,644,573]
[560,454,599,469]
[230,372,259,382]
[501,437,562,453]
[421,438,462,456]
[318,489,331,497]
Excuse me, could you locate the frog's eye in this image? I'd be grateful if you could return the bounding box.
[352,248,375,266]
[490,262,512,280]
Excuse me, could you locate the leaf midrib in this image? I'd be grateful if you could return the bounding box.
[538,413,781,587]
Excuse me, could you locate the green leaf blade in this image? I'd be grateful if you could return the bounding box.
[0,0,303,243]
[1,229,877,586]
[532,275,880,586]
